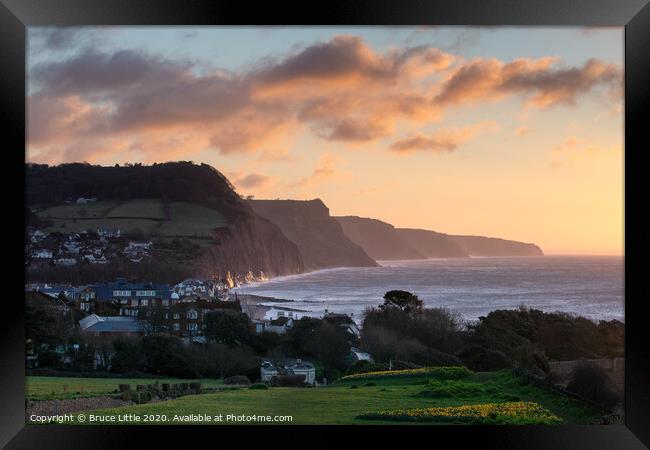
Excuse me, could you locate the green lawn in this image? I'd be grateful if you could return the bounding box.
[49,371,599,425]
[26,376,224,401]
[36,199,227,238]
[106,199,166,219]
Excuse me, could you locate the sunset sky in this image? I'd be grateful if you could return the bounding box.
[26,27,624,255]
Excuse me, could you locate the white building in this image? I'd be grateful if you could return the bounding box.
[285,359,316,385]
[260,359,316,386]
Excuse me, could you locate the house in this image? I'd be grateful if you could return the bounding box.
[324,312,360,338]
[126,240,153,250]
[63,241,80,254]
[349,347,374,363]
[30,230,46,243]
[84,254,109,264]
[34,284,78,301]
[251,320,266,333]
[166,299,242,337]
[77,286,98,312]
[285,359,316,385]
[266,316,294,334]
[79,314,144,338]
[90,278,172,316]
[54,257,77,266]
[97,228,121,238]
[260,359,316,385]
[260,361,280,382]
[31,249,53,259]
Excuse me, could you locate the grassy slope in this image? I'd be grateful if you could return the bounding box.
[37,199,227,238]
[52,371,598,425]
[26,376,223,401]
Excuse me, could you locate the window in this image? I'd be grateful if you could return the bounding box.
[187,310,198,319]
[113,290,131,297]
[130,299,138,307]
[141,299,148,307]
[173,313,180,320]
[136,290,156,297]
[187,323,198,331]
[162,299,169,307]
[173,323,180,331]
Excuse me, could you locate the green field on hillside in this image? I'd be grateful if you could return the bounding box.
[36,199,227,238]
[26,376,224,401]
[41,371,599,425]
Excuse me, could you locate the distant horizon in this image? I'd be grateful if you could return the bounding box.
[26,27,624,256]
[25,158,624,257]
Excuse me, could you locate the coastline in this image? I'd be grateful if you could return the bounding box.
[236,293,312,322]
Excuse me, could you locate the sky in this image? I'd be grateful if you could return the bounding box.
[26,27,624,255]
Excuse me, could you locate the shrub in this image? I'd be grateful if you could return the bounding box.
[416,380,488,399]
[566,362,620,411]
[358,402,562,424]
[249,383,269,390]
[224,375,251,386]
[339,366,471,382]
[350,385,358,389]
[460,346,512,371]
[364,382,376,387]
[345,360,389,375]
[270,374,306,387]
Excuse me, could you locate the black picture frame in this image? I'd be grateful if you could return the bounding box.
[1,1,647,448]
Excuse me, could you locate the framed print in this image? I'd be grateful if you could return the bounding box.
[1,0,648,448]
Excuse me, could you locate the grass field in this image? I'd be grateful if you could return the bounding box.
[37,199,227,238]
[26,376,224,401]
[41,371,599,425]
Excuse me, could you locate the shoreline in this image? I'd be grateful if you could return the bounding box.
[236,293,313,322]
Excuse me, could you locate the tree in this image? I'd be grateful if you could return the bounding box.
[303,322,350,372]
[140,334,198,378]
[203,310,251,345]
[380,290,422,313]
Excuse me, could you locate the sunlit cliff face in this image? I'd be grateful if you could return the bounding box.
[27,27,624,255]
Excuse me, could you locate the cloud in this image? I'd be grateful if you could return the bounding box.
[251,35,454,88]
[515,126,534,136]
[389,121,498,154]
[435,57,621,108]
[27,33,622,165]
[230,173,274,189]
[290,153,348,188]
[29,27,113,52]
[550,135,621,166]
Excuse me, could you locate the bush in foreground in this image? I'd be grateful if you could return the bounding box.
[566,362,620,411]
[358,401,562,424]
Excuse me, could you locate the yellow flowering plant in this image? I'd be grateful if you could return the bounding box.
[340,366,471,382]
[358,401,563,425]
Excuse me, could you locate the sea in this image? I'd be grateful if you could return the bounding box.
[235,256,624,325]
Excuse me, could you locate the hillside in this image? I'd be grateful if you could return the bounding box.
[249,200,377,271]
[450,235,544,257]
[26,162,305,282]
[335,216,426,260]
[396,228,469,258]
